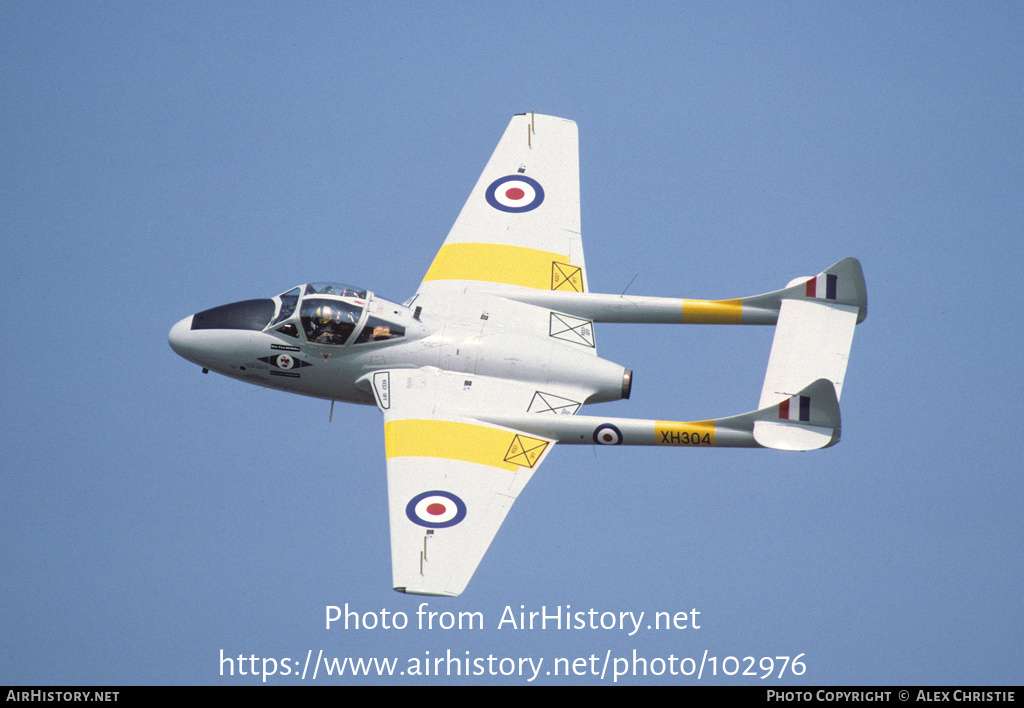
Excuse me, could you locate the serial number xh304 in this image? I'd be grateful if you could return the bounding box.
[169,113,867,596]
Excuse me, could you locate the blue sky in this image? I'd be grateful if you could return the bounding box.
[2,2,1021,685]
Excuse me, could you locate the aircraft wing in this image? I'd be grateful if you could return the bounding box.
[417,113,588,298]
[369,367,571,596]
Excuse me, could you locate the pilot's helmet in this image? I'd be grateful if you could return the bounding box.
[315,305,336,325]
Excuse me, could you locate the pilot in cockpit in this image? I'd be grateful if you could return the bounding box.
[310,305,355,344]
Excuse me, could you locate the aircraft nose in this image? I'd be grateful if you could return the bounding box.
[168,315,198,361]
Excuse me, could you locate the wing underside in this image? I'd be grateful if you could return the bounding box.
[383,115,601,594]
[418,113,588,298]
[375,368,576,596]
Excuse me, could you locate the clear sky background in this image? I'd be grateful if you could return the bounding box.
[2,2,1021,686]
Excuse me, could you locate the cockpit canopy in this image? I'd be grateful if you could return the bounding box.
[266,283,405,347]
[188,282,407,347]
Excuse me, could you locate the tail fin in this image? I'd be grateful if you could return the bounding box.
[705,378,842,450]
[747,256,868,324]
[750,378,841,450]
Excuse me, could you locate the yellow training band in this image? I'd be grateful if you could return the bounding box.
[681,299,743,324]
[422,242,580,291]
[385,419,549,471]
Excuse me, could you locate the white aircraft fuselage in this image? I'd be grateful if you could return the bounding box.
[169,284,631,408]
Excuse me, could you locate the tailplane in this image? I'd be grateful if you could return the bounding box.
[758,258,866,408]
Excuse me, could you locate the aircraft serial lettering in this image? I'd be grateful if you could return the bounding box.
[660,431,712,446]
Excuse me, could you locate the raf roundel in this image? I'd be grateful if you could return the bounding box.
[406,490,468,529]
[485,175,545,213]
[593,423,623,445]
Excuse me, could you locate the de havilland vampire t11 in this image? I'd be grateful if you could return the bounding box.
[169,113,867,597]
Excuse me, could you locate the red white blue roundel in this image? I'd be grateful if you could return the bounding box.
[485,175,545,213]
[593,423,623,445]
[406,490,467,528]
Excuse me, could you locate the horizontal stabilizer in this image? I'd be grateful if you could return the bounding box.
[758,295,861,409]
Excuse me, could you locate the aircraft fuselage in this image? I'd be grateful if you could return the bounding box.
[169,286,631,408]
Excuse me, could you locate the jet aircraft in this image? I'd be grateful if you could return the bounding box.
[169,113,867,596]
